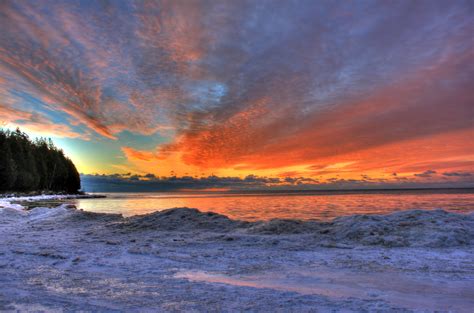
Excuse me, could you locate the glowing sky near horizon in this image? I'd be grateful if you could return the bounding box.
[0,0,473,188]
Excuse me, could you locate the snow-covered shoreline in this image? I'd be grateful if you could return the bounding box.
[1,202,473,312]
[0,193,104,202]
[0,194,105,212]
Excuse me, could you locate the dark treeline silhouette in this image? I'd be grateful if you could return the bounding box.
[0,128,81,193]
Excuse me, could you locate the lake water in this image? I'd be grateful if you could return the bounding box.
[71,189,474,221]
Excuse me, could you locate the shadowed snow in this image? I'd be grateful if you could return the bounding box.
[1,198,473,311]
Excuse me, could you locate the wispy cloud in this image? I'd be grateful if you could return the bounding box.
[0,105,85,138]
[1,0,473,181]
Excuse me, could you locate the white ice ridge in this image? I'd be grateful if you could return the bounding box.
[1,205,473,311]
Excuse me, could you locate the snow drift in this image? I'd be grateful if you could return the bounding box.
[119,207,473,248]
[2,196,472,248]
[1,197,474,312]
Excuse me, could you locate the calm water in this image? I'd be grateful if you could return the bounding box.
[71,189,474,221]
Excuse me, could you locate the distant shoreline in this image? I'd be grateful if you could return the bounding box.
[81,187,474,195]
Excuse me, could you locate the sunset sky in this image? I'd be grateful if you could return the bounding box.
[1,0,473,190]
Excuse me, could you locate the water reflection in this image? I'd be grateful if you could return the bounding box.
[175,268,474,312]
[71,190,474,221]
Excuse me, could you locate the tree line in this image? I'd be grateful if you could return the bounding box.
[0,128,81,193]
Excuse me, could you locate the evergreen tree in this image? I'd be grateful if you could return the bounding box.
[65,158,81,192]
[0,131,17,189]
[34,138,48,190]
[0,128,81,193]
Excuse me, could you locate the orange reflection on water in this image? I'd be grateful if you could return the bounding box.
[71,190,474,221]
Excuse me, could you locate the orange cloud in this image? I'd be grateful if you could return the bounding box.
[122,146,159,162]
[0,105,85,139]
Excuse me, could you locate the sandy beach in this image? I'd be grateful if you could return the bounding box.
[0,195,473,312]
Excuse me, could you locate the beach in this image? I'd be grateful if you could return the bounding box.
[2,0,473,311]
[0,195,473,312]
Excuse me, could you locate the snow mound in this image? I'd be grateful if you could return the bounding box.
[0,200,25,211]
[245,209,473,247]
[0,206,27,224]
[63,209,122,223]
[329,209,474,247]
[1,204,472,248]
[246,219,321,235]
[106,208,474,247]
[0,202,120,227]
[26,205,72,222]
[116,208,246,232]
[27,206,122,229]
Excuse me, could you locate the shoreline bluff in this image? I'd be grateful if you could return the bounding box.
[0,199,473,312]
